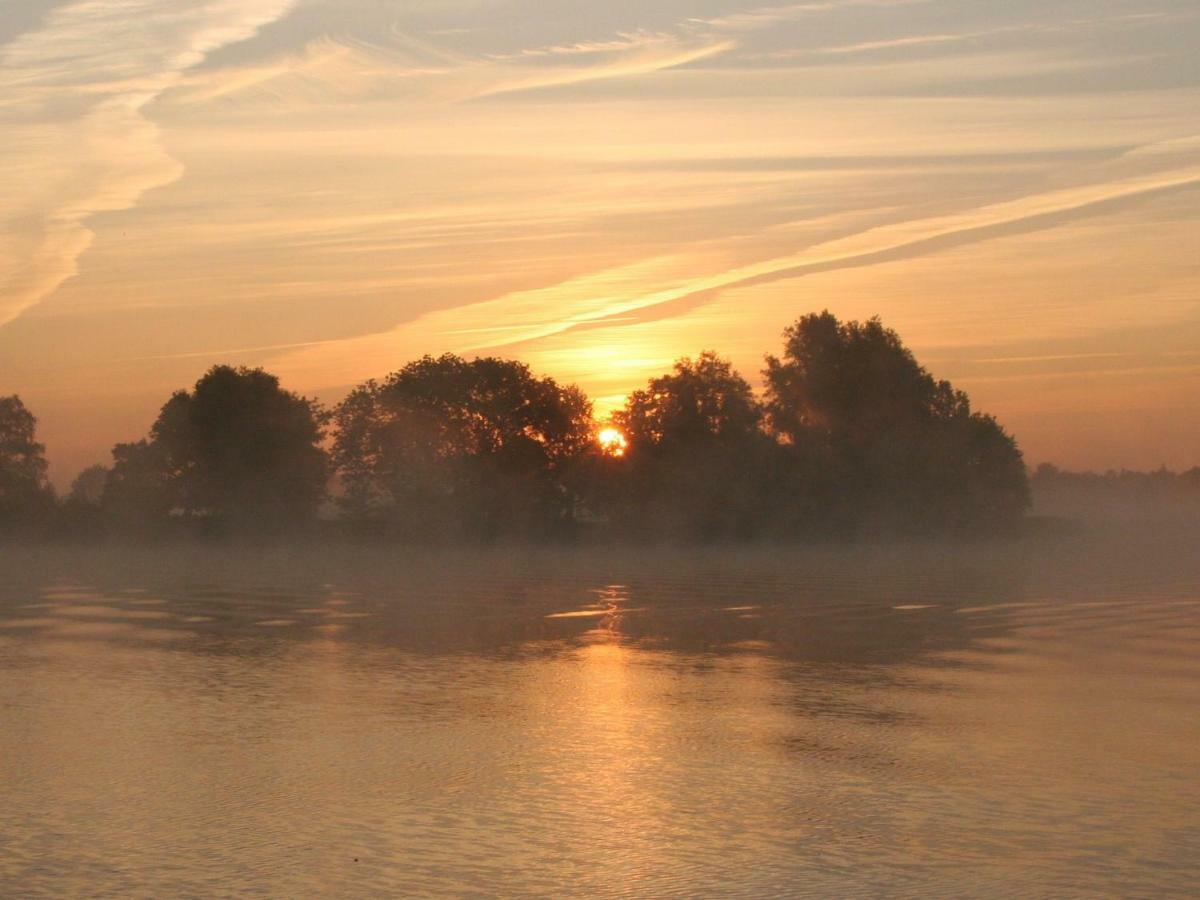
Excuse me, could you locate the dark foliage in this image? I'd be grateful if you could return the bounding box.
[12,312,1040,544]
[102,366,329,536]
[1031,463,1200,523]
[50,464,110,540]
[609,352,785,539]
[331,354,593,539]
[0,395,56,537]
[764,312,1029,534]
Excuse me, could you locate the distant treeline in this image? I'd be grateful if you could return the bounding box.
[1031,463,1200,522]
[3,312,1035,542]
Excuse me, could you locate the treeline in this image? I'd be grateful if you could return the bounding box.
[2,312,1032,543]
[1031,463,1200,522]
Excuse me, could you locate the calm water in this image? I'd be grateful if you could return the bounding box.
[1,535,1198,898]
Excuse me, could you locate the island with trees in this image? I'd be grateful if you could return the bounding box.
[0,312,1070,543]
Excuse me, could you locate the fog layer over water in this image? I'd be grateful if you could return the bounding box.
[2,533,1198,897]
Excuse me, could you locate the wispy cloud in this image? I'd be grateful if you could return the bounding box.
[465,39,735,100]
[157,24,732,107]
[796,11,1194,57]
[688,0,932,33]
[555,163,1200,336]
[4,0,1199,478]
[167,36,451,105]
[270,154,1200,388]
[488,31,678,60]
[0,0,301,327]
[819,31,988,55]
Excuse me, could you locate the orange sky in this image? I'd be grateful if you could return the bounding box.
[1,0,1198,486]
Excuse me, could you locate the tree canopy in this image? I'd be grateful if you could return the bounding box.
[764,312,1029,532]
[332,354,593,538]
[617,351,764,450]
[0,395,55,536]
[105,366,328,535]
[610,352,783,538]
[5,312,1035,543]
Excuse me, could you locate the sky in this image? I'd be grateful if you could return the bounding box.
[1,0,1198,486]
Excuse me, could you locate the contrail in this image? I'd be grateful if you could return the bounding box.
[0,0,301,329]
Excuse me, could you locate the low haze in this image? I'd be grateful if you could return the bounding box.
[1,0,1198,485]
[3,537,1200,895]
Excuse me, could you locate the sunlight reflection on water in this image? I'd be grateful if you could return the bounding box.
[1,537,1199,897]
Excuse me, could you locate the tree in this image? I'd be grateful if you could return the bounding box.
[0,395,55,537]
[764,312,1029,532]
[618,351,763,451]
[105,366,329,535]
[610,352,782,538]
[51,464,110,540]
[102,440,176,536]
[331,354,593,539]
[69,464,109,505]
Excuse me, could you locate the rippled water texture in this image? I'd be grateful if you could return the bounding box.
[1,534,1198,897]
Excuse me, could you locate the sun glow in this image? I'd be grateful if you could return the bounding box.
[597,427,628,458]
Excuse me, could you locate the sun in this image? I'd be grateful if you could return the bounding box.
[597,427,628,458]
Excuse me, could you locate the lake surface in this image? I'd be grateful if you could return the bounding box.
[1,535,1198,897]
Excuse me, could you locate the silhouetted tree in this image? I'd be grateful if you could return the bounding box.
[103,366,328,536]
[70,464,109,505]
[0,395,56,537]
[1031,463,1200,523]
[101,440,175,536]
[332,354,592,539]
[618,351,762,449]
[42,313,1036,544]
[764,312,1029,533]
[51,464,110,540]
[609,352,783,538]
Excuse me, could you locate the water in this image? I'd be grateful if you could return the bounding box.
[1,535,1198,897]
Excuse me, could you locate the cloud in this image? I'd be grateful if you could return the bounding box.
[155,22,733,108]
[488,31,679,60]
[687,0,932,33]
[464,39,736,100]
[167,36,454,105]
[268,157,1200,389]
[778,11,1196,59]
[0,0,301,327]
[553,164,1200,335]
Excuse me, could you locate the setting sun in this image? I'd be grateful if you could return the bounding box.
[597,427,628,458]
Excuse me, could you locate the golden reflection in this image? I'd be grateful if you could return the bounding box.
[305,591,358,652]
